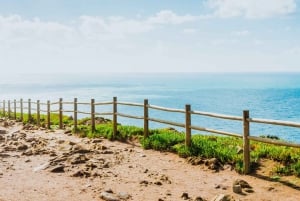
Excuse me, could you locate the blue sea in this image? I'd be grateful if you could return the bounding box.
[1,72,300,143]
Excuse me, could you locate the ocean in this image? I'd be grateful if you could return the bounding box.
[1,72,300,143]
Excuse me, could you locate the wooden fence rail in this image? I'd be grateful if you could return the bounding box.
[1,97,300,174]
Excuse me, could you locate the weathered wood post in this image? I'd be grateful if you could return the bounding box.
[47,100,51,129]
[13,99,16,119]
[59,98,63,129]
[8,100,11,118]
[113,97,117,138]
[28,99,31,122]
[74,98,78,132]
[37,100,40,126]
[185,104,192,147]
[91,99,95,133]
[243,110,250,174]
[2,100,5,117]
[20,99,23,122]
[144,99,149,138]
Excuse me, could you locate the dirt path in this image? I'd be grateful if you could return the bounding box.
[1,119,300,201]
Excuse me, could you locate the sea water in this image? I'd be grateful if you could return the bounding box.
[1,72,300,142]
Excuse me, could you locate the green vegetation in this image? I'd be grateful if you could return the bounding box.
[1,111,300,177]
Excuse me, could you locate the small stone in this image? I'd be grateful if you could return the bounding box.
[17,144,28,151]
[140,154,146,157]
[194,196,205,201]
[232,184,242,194]
[233,179,252,189]
[0,129,7,134]
[50,165,65,173]
[139,180,149,185]
[158,199,164,201]
[100,191,120,201]
[181,192,189,200]
[102,150,114,154]
[244,188,254,193]
[117,192,131,199]
[154,181,163,186]
[25,159,31,163]
[91,139,102,143]
[105,188,114,193]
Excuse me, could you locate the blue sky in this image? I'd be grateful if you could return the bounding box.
[0,0,299,73]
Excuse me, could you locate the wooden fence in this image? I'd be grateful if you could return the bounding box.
[1,97,300,174]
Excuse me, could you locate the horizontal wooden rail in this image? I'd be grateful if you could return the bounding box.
[94,101,113,106]
[118,101,143,107]
[77,111,91,115]
[191,125,243,138]
[62,101,74,105]
[148,117,185,128]
[248,136,300,148]
[192,110,243,121]
[148,104,185,113]
[95,112,113,116]
[77,102,90,105]
[51,102,59,105]
[249,118,300,128]
[117,112,144,120]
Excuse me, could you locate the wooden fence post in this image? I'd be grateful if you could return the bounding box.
[113,97,117,138]
[13,99,16,119]
[37,100,40,126]
[185,104,192,147]
[20,99,23,121]
[8,100,11,119]
[47,100,51,129]
[91,99,95,133]
[2,100,5,117]
[144,99,149,138]
[59,98,63,129]
[74,98,78,132]
[243,110,250,174]
[28,99,31,122]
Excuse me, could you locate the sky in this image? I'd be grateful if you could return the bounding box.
[0,0,300,73]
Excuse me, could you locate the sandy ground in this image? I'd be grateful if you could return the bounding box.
[1,119,300,201]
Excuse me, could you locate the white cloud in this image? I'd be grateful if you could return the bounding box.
[207,0,296,18]
[147,10,197,24]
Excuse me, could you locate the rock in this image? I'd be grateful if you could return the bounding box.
[233,179,252,189]
[50,165,65,173]
[33,162,50,172]
[0,129,7,134]
[91,139,102,143]
[244,188,254,193]
[17,144,28,151]
[117,192,131,200]
[187,157,204,165]
[236,146,243,154]
[211,194,234,201]
[64,130,72,134]
[102,150,114,154]
[69,154,89,164]
[232,184,242,194]
[195,196,206,201]
[71,170,91,178]
[181,192,189,200]
[139,180,149,185]
[205,158,222,171]
[154,181,163,186]
[100,192,120,201]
